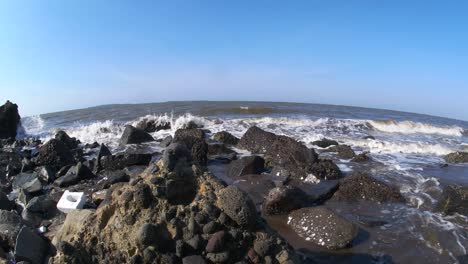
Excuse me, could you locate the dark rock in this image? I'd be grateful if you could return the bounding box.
[14,226,47,264]
[160,136,173,148]
[248,248,260,263]
[25,195,56,215]
[444,152,468,164]
[288,206,359,249]
[213,131,239,145]
[183,255,206,264]
[0,191,13,210]
[95,144,112,172]
[351,152,371,163]
[308,180,340,204]
[56,165,73,178]
[326,145,356,159]
[207,144,235,156]
[253,239,273,257]
[202,221,220,234]
[332,172,405,203]
[217,186,258,229]
[263,186,309,215]
[12,173,42,193]
[309,159,342,180]
[20,157,34,173]
[38,166,55,183]
[205,252,229,263]
[35,139,75,171]
[55,130,80,149]
[133,184,153,209]
[100,153,152,171]
[227,156,265,178]
[356,215,388,227]
[56,240,75,255]
[237,126,277,154]
[311,138,339,148]
[162,143,192,171]
[85,142,99,149]
[100,170,130,188]
[173,129,208,166]
[205,230,226,253]
[119,125,155,145]
[0,100,21,139]
[0,150,22,179]
[17,188,32,207]
[0,210,23,250]
[166,178,197,205]
[270,167,290,186]
[136,118,171,133]
[434,185,468,216]
[363,135,376,140]
[54,162,94,187]
[137,223,172,251]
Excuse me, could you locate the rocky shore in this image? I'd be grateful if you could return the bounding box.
[0,100,467,264]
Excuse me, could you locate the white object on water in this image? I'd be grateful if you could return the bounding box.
[38,226,47,233]
[57,190,87,213]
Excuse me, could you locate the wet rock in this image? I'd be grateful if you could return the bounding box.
[0,100,21,139]
[12,172,42,193]
[136,118,171,133]
[205,230,226,253]
[85,142,99,149]
[434,184,468,216]
[183,255,206,264]
[173,129,208,166]
[332,172,405,203]
[119,125,155,145]
[208,144,235,157]
[270,167,291,187]
[351,152,371,163]
[217,186,258,229]
[326,145,356,159]
[443,152,468,164]
[35,139,75,171]
[99,153,152,171]
[14,226,47,264]
[54,162,94,187]
[263,186,309,215]
[0,210,23,250]
[311,138,339,148]
[55,130,80,150]
[308,180,340,204]
[0,191,13,211]
[227,156,265,178]
[288,206,359,249]
[213,131,239,145]
[160,135,173,148]
[310,159,342,180]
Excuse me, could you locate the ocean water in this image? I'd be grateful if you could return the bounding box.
[19,101,468,263]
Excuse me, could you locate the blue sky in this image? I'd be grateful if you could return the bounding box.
[0,1,467,120]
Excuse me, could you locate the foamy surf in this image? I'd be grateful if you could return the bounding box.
[369,120,465,137]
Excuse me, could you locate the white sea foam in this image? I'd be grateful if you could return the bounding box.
[369,120,464,137]
[19,115,46,138]
[65,120,124,148]
[346,138,454,156]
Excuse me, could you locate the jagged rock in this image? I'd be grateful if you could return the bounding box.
[213,131,239,145]
[55,130,80,149]
[162,143,192,172]
[332,172,405,203]
[0,101,21,139]
[99,153,152,171]
[99,170,130,188]
[173,129,208,166]
[237,126,277,154]
[270,167,291,187]
[52,209,94,245]
[326,145,356,159]
[351,152,371,162]
[0,191,13,211]
[35,139,75,171]
[311,138,339,148]
[288,206,359,249]
[14,226,47,264]
[136,119,171,133]
[0,151,24,179]
[54,162,94,187]
[444,152,468,164]
[263,186,309,215]
[12,173,42,193]
[25,195,56,215]
[434,185,468,216]
[310,159,342,180]
[227,156,265,178]
[119,125,155,145]
[217,186,258,229]
[94,144,112,172]
[0,210,23,250]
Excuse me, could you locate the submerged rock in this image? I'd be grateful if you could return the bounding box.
[0,100,21,139]
[119,125,155,145]
[35,139,75,171]
[443,152,468,164]
[217,185,258,229]
[311,138,339,148]
[288,206,359,249]
[263,186,309,215]
[213,131,239,145]
[332,172,405,203]
[227,156,265,178]
[435,185,468,216]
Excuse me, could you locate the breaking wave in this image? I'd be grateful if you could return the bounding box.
[369,120,464,137]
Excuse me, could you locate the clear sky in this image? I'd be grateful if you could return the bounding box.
[0,1,467,120]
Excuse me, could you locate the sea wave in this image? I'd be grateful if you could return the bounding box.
[368,120,464,137]
[346,138,454,156]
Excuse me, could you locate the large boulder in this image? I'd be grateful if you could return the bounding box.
[119,125,154,145]
[99,153,152,171]
[310,159,342,180]
[213,131,239,145]
[14,226,48,264]
[237,126,277,154]
[35,139,75,171]
[263,186,309,215]
[332,172,405,203]
[0,210,23,250]
[326,145,356,159]
[94,143,112,172]
[12,172,42,193]
[173,129,208,166]
[217,186,258,229]
[54,162,94,187]
[162,143,192,172]
[55,130,80,150]
[0,101,21,139]
[434,185,468,216]
[227,156,265,178]
[288,206,359,249]
[444,152,468,164]
[135,118,171,133]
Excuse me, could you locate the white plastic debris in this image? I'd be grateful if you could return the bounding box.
[38,226,47,233]
[57,190,87,213]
